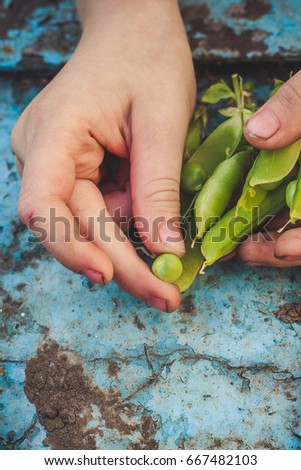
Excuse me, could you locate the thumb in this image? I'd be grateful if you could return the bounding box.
[244,71,301,149]
[130,102,190,256]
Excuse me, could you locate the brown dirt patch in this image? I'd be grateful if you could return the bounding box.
[273,303,301,324]
[24,341,159,450]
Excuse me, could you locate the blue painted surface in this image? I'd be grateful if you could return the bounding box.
[0,0,301,71]
[0,0,301,451]
[181,0,301,61]
[0,75,300,450]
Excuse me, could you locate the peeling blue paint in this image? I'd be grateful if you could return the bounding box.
[1,1,301,451]
[0,74,300,450]
[0,0,301,71]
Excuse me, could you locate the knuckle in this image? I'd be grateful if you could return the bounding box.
[15,155,24,176]
[136,177,180,214]
[275,81,301,111]
[18,194,35,225]
[11,118,24,155]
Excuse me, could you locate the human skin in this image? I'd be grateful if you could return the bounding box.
[241,70,301,267]
[11,1,301,312]
[11,0,196,312]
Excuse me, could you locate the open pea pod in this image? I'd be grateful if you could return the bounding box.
[174,235,204,293]
[181,109,252,193]
[175,191,204,292]
[236,170,268,213]
[249,139,301,190]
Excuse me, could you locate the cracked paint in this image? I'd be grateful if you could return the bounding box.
[0,24,301,451]
[1,0,301,71]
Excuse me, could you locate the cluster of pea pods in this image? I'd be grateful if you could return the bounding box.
[151,75,301,292]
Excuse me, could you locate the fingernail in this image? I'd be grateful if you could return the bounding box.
[147,296,168,312]
[159,223,185,255]
[82,269,106,285]
[245,111,280,140]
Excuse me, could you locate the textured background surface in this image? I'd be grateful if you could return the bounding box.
[0,0,301,451]
[1,0,301,71]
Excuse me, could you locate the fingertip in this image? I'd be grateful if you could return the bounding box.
[274,227,301,259]
[158,222,186,257]
[236,232,275,265]
[136,218,185,258]
[244,110,280,144]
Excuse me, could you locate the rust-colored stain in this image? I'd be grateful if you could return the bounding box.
[1,45,14,55]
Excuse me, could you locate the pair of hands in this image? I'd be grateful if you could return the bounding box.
[11,0,301,312]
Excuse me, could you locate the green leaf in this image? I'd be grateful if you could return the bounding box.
[269,78,284,98]
[243,81,255,92]
[218,107,240,117]
[201,81,235,104]
[274,78,285,87]
[244,102,258,113]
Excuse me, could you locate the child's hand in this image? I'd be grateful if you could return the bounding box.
[12,0,196,312]
[240,71,301,267]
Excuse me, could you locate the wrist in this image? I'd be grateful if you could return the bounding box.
[76,0,180,33]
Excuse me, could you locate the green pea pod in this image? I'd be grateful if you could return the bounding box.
[184,106,207,159]
[174,220,204,293]
[194,149,255,240]
[181,110,252,193]
[279,166,301,232]
[290,171,301,222]
[236,170,268,213]
[174,236,204,292]
[249,139,301,189]
[201,179,289,271]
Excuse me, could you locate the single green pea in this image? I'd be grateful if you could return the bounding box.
[286,180,297,209]
[289,169,301,223]
[184,106,207,158]
[279,166,301,232]
[181,162,207,193]
[201,179,290,271]
[181,110,252,193]
[152,254,183,284]
[194,149,254,240]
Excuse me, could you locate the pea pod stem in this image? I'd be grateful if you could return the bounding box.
[232,74,244,111]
